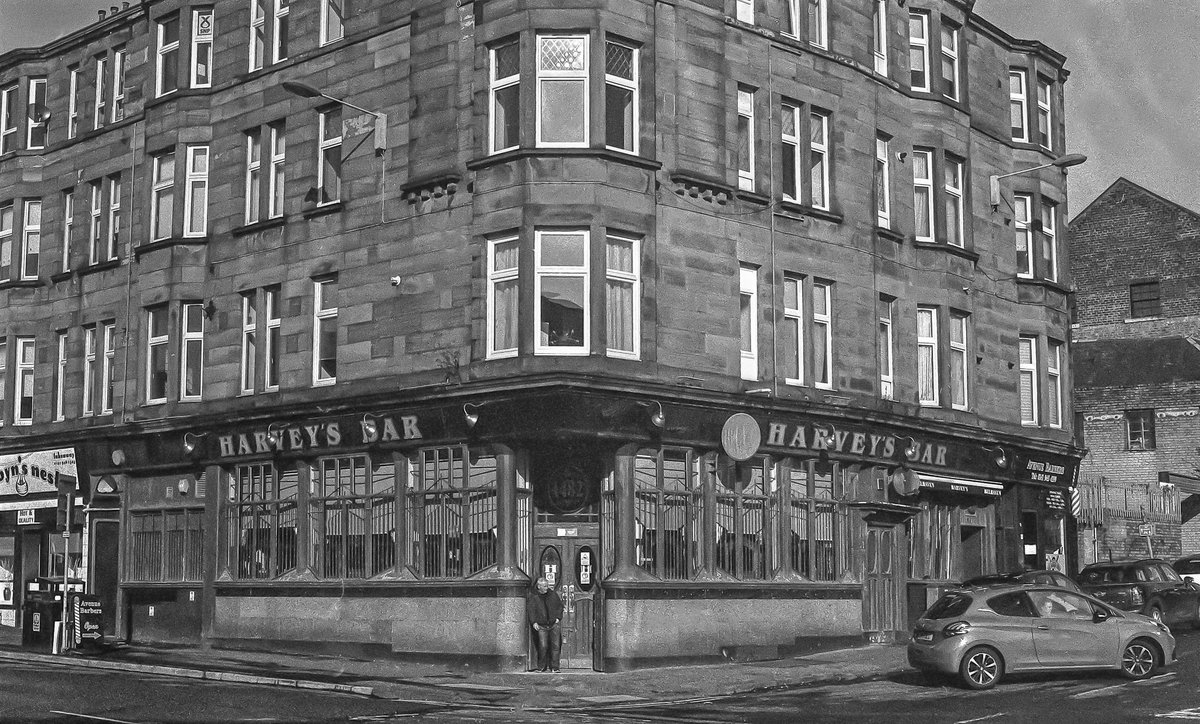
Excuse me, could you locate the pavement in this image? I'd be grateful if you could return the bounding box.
[0,627,912,712]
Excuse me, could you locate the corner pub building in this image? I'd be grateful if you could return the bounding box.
[0,0,1080,670]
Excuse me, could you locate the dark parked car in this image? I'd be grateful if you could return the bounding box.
[961,569,1082,593]
[908,584,1175,690]
[1172,555,1200,585]
[1077,558,1200,628]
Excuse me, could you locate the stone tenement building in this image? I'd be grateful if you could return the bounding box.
[0,0,1080,669]
[1070,178,1200,565]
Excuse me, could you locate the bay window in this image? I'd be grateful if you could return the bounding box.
[1037,77,1053,150]
[1014,193,1032,278]
[782,275,804,385]
[192,9,214,88]
[26,78,47,149]
[909,11,930,92]
[1041,200,1058,282]
[737,87,755,191]
[781,103,800,201]
[917,306,939,406]
[487,235,519,358]
[872,0,888,75]
[228,463,298,580]
[20,199,40,280]
[634,449,702,580]
[266,286,281,390]
[0,85,16,153]
[184,145,209,236]
[878,296,895,400]
[944,155,964,247]
[83,326,96,416]
[535,230,589,354]
[310,455,396,579]
[146,305,169,404]
[151,152,175,241]
[101,321,116,414]
[875,134,891,228]
[1047,340,1063,428]
[605,234,640,358]
[604,40,638,154]
[106,175,121,260]
[949,312,968,410]
[809,110,830,209]
[537,35,588,147]
[1010,70,1028,142]
[273,0,289,63]
[1019,335,1038,425]
[240,292,257,394]
[181,302,205,400]
[157,14,180,97]
[406,446,499,579]
[940,22,959,101]
[489,40,520,154]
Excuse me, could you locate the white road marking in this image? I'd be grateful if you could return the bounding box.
[955,713,1006,723]
[1158,708,1200,720]
[48,712,138,724]
[1071,672,1175,698]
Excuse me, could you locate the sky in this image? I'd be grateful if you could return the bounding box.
[2,1,1198,216]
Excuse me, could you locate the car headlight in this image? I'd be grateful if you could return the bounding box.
[1155,620,1170,634]
[942,621,972,637]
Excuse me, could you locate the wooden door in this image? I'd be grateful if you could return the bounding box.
[533,527,598,669]
[863,524,901,643]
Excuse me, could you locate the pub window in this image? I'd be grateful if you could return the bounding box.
[309,455,396,580]
[715,457,773,580]
[784,459,843,581]
[406,446,499,579]
[227,462,298,580]
[634,448,703,580]
[128,508,204,582]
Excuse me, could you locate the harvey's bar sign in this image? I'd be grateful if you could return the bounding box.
[763,420,952,468]
[214,413,423,458]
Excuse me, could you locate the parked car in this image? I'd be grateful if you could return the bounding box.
[1172,555,1200,585]
[960,569,1082,593]
[908,584,1176,690]
[1076,558,1200,628]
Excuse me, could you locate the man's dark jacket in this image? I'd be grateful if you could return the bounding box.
[526,587,564,627]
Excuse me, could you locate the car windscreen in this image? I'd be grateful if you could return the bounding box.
[1079,567,1127,584]
[924,592,972,619]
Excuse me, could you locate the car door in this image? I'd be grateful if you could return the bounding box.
[1157,563,1196,624]
[1029,590,1115,667]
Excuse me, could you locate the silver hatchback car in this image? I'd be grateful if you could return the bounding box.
[908,584,1176,689]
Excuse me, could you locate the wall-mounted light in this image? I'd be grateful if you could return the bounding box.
[464,402,482,429]
[267,422,286,448]
[900,436,921,459]
[282,80,388,155]
[984,445,1009,469]
[362,413,379,439]
[989,153,1087,210]
[639,401,666,429]
[182,431,208,454]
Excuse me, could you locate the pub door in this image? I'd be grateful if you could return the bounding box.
[863,524,903,643]
[532,524,600,670]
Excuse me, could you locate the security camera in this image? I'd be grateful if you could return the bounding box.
[897,151,908,164]
[390,276,402,287]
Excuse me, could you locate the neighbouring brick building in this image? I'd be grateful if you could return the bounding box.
[1070,178,1200,565]
[0,0,1081,670]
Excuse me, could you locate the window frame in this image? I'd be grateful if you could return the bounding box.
[245,129,262,224]
[783,275,804,386]
[878,297,894,400]
[111,47,126,122]
[488,39,521,155]
[739,265,758,381]
[605,233,641,359]
[1126,409,1156,451]
[808,110,830,210]
[309,454,398,580]
[1014,193,1033,278]
[101,321,115,414]
[872,0,888,75]
[184,145,209,237]
[146,305,170,404]
[240,292,257,394]
[26,78,47,150]
[536,34,590,149]
[908,11,930,92]
[87,180,103,265]
[736,86,755,192]
[917,306,939,406]
[156,14,181,97]
[1041,199,1058,282]
[180,302,205,401]
[269,123,286,218]
[1129,280,1161,319]
[1019,335,1039,426]
[486,235,520,359]
[633,448,704,580]
[20,199,41,281]
[0,203,10,281]
[83,326,96,416]
[265,286,281,391]
[534,229,590,356]
[106,175,121,260]
[875,134,891,228]
[14,337,34,426]
[808,0,828,49]
[54,331,67,422]
[735,0,753,24]
[944,155,964,248]
[1037,77,1053,151]
[0,85,17,154]
[61,190,74,273]
[312,277,338,386]
[272,0,290,64]
[67,66,81,139]
[939,21,960,101]
[604,39,639,155]
[1009,69,1029,142]
[812,280,833,390]
[94,55,108,129]
[250,0,267,72]
[191,8,214,89]
[780,102,801,202]
[912,148,934,242]
[317,108,342,205]
[320,0,345,46]
[949,312,968,411]
[1047,340,1062,428]
[151,152,175,242]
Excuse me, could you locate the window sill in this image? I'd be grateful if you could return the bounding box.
[467,147,663,173]
[50,271,73,283]
[135,236,209,258]
[1124,316,1162,324]
[875,226,905,244]
[0,279,43,290]
[302,201,344,220]
[232,216,287,237]
[1016,277,1070,294]
[76,259,123,276]
[912,240,980,263]
[777,200,843,224]
[735,189,770,206]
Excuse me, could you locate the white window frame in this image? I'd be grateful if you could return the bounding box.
[250,0,266,71]
[944,155,964,248]
[489,40,520,154]
[94,55,108,128]
[1042,200,1058,282]
[0,85,17,153]
[809,110,830,210]
[908,11,930,92]
[61,190,73,273]
[878,299,894,400]
[808,0,828,49]
[783,0,799,38]
[88,180,103,262]
[605,234,641,359]
[272,0,290,64]
[783,276,804,386]
[265,286,281,391]
[917,306,939,406]
[26,78,47,149]
[873,0,888,75]
[106,175,121,260]
[875,135,891,228]
[180,302,205,401]
[739,265,758,381]
[14,337,34,426]
[536,35,589,148]
[736,87,755,192]
[940,22,959,101]
[604,40,639,155]
[0,339,6,426]
[241,292,257,394]
[320,0,345,46]
[151,152,175,242]
[54,331,67,422]
[101,321,115,414]
[245,130,262,224]
[487,235,520,359]
[156,15,180,97]
[1019,335,1039,426]
[184,145,209,237]
[67,66,80,139]
[312,277,338,385]
[146,306,169,404]
[0,203,9,280]
[535,229,590,356]
[781,103,800,202]
[949,312,968,410]
[1013,193,1032,278]
[736,0,753,24]
[83,326,96,416]
[269,123,286,218]
[1047,341,1062,428]
[317,109,342,205]
[192,9,214,89]
[20,199,40,281]
[112,47,126,122]
[1009,70,1028,143]
[1037,77,1053,151]
[812,281,833,389]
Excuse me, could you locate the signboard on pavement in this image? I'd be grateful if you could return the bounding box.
[72,594,104,648]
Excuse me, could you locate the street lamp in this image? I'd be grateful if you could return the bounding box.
[282,80,387,155]
[989,153,1086,209]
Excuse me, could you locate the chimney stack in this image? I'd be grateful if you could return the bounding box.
[98,9,106,20]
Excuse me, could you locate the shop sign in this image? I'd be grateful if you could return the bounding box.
[575,546,596,591]
[1045,489,1067,512]
[1016,454,1077,487]
[764,420,949,468]
[0,448,77,498]
[72,594,104,646]
[721,414,761,461]
[16,509,35,525]
[214,413,423,459]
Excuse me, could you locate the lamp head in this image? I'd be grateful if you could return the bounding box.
[183,432,205,454]
[648,401,665,429]
[362,414,378,439]
[464,403,480,429]
[282,80,323,98]
[1051,153,1087,169]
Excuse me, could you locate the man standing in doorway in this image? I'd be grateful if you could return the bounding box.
[526,577,563,672]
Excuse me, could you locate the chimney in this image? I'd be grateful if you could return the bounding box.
[98,9,106,20]
[123,1,130,8]
[110,6,119,14]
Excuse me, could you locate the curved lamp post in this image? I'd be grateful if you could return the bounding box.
[282,80,387,155]
[989,153,1087,210]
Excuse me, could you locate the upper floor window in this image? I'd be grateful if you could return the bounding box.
[0,86,16,153]
[1037,77,1053,150]
[537,35,588,147]
[780,103,834,208]
[101,321,116,415]
[240,292,257,394]
[489,40,520,154]
[739,265,758,381]
[83,326,97,416]
[939,22,960,101]
[908,11,930,92]
[536,230,589,355]
[949,312,969,410]
[875,134,891,228]
[878,296,895,400]
[68,66,81,138]
[0,203,11,278]
[321,0,345,45]
[184,146,210,236]
[736,87,755,191]
[1009,70,1028,142]
[192,9,214,88]
[87,181,102,263]
[181,302,205,400]
[94,55,108,129]
[14,337,34,426]
[0,339,6,425]
[809,110,830,210]
[872,0,888,75]
[265,287,281,391]
[1126,409,1155,451]
[20,199,40,281]
[313,277,338,385]
[782,275,804,385]
[106,175,122,261]
[1040,200,1057,282]
[808,0,828,49]
[783,0,799,37]
[250,0,267,71]
[273,0,290,63]
[318,108,342,204]
[606,234,641,359]
[1014,193,1032,278]
[151,151,176,241]
[944,155,964,247]
[605,41,639,154]
[26,78,47,149]
[112,48,127,122]
[917,306,939,406]
[245,130,262,224]
[61,190,73,273]
[779,275,832,389]
[157,14,181,97]
[735,0,753,24]
[487,235,519,358]
[1018,336,1038,425]
[812,280,833,389]
[146,305,169,404]
[241,285,283,392]
[54,331,67,422]
[1047,340,1063,428]
[912,148,934,242]
[269,123,286,218]
[1129,280,1161,318]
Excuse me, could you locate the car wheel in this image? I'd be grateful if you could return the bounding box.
[1120,639,1158,680]
[959,646,1003,690]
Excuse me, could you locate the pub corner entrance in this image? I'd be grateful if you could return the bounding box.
[533,514,600,671]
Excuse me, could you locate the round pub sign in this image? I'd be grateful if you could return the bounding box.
[721,413,761,461]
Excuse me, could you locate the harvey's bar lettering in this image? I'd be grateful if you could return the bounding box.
[765,421,948,467]
[216,414,422,458]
